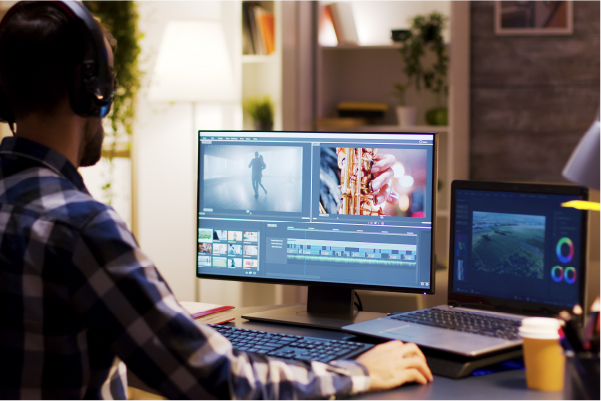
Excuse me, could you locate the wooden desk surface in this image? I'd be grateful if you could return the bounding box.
[128,304,565,400]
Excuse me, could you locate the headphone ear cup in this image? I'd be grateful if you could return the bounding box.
[70,62,94,116]
[0,87,15,124]
[71,62,113,118]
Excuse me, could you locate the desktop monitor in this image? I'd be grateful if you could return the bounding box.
[197,130,437,329]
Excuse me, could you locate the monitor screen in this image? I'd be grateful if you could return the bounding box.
[197,131,437,293]
[449,183,588,311]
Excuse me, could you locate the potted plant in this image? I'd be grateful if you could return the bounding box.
[394,84,417,127]
[393,83,417,127]
[244,96,274,131]
[394,11,449,126]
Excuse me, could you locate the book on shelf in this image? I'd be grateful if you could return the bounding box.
[242,3,256,55]
[256,7,275,55]
[337,102,388,119]
[316,117,368,129]
[179,301,235,325]
[243,3,275,55]
[326,2,359,46]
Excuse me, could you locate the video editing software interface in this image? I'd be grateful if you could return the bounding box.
[452,188,585,309]
[197,131,435,290]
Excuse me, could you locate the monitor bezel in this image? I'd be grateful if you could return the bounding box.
[447,180,589,316]
[195,130,438,295]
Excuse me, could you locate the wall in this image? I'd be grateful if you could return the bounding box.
[470,1,600,305]
[470,1,599,182]
[135,1,243,304]
[336,1,452,45]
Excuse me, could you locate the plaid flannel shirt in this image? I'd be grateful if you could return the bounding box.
[0,136,370,399]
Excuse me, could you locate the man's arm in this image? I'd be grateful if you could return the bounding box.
[68,207,371,399]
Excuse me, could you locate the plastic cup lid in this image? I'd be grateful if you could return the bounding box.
[519,317,561,339]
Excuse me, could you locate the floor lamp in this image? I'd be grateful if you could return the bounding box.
[149,20,239,302]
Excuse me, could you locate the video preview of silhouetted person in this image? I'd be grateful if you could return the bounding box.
[248,151,266,197]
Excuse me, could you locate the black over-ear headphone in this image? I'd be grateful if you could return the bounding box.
[0,1,117,124]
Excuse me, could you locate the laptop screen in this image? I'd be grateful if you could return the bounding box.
[450,183,587,311]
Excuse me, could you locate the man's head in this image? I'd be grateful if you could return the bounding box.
[0,1,115,167]
[255,152,259,157]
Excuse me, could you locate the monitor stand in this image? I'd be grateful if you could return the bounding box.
[241,286,387,331]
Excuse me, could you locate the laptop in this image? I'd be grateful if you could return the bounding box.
[343,180,588,357]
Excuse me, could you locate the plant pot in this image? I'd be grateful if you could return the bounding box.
[254,121,273,131]
[396,106,417,127]
[425,107,448,126]
[391,29,410,43]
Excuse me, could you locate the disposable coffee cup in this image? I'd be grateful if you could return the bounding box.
[519,317,565,391]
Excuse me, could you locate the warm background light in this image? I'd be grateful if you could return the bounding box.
[149,20,238,102]
[398,194,410,212]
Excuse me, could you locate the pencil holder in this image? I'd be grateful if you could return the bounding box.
[563,351,600,400]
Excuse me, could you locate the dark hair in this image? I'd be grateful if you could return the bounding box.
[0,2,89,118]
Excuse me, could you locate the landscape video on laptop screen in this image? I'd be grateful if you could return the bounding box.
[452,189,584,308]
[197,131,436,291]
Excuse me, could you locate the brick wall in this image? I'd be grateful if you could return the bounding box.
[470,1,600,182]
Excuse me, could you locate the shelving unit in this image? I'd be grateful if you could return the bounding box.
[241,1,282,130]
[314,1,470,271]
[317,125,448,133]
[321,44,402,50]
[241,54,278,63]
[228,1,470,306]
[227,0,288,306]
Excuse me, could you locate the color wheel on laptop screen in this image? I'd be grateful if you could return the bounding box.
[556,237,574,264]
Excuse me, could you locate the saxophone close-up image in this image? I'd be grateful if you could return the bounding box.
[319,146,428,218]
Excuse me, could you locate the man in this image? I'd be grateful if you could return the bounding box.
[0,2,432,399]
[248,151,265,197]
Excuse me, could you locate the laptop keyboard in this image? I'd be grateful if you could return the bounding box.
[389,309,521,340]
[206,323,373,362]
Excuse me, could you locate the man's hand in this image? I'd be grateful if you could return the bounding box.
[356,341,433,392]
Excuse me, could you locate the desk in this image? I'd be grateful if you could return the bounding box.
[128,304,564,400]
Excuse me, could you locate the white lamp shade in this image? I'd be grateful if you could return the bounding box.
[563,120,600,190]
[149,20,238,102]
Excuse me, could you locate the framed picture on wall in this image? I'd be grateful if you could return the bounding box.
[495,1,573,35]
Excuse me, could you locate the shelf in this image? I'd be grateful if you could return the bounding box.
[320,44,401,50]
[242,54,278,63]
[317,125,449,133]
[320,43,449,50]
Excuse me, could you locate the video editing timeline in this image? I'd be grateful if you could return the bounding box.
[197,131,435,290]
[197,228,260,274]
[452,188,584,308]
[287,239,416,264]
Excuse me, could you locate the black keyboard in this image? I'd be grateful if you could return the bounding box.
[389,309,521,340]
[206,323,373,362]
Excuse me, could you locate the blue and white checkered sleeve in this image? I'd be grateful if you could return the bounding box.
[69,207,370,399]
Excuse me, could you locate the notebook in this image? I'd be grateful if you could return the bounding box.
[179,302,235,325]
[343,180,589,357]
